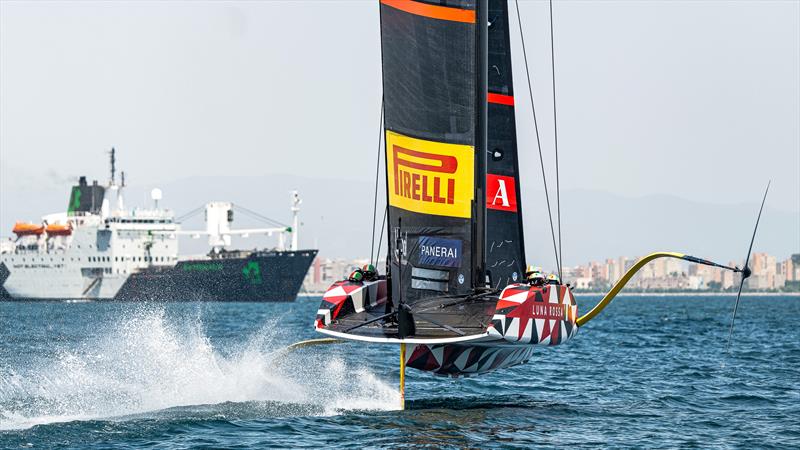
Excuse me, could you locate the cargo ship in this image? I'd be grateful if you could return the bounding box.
[0,150,317,301]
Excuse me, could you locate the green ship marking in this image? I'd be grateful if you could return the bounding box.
[68,188,81,215]
[182,262,223,272]
[242,261,263,285]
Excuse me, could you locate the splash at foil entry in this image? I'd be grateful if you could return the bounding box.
[0,306,399,430]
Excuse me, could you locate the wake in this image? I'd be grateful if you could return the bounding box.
[0,306,399,430]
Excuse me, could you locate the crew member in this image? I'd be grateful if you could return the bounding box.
[525,265,546,286]
[347,269,364,283]
[361,264,378,282]
[546,273,561,285]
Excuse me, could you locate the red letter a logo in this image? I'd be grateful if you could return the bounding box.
[486,174,517,212]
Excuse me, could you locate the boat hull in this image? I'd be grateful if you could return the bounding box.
[405,343,537,377]
[314,279,578,376]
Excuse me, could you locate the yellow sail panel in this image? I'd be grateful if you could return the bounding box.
[386,131,474,219]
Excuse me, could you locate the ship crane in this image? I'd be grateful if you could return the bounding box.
[177,193,303,253]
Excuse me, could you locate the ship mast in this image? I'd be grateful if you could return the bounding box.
[109,147,116,186]
[291,191,301,251]
[106,147,125,215]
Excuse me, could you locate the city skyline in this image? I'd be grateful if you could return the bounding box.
[304,251,800,293]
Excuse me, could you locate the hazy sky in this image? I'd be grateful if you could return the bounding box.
[1,1,798,248]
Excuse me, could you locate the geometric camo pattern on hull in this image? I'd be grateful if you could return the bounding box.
[405,343,536,377]
[487,284,579,346]
[313,280,577,377]
[404,284,578,376]
[315,279,387,328]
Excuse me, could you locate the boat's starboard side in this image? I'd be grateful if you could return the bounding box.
[487,283,579,346]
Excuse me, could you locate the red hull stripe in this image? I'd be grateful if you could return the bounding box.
[488,92,514,106]
[380,0,476,24]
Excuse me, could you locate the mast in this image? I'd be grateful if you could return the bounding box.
[474,0,488,289]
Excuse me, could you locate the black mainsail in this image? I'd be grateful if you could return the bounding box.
[381,0,488,313]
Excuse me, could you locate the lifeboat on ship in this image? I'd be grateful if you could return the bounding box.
[12,222,45,237]
[45,223,72,236]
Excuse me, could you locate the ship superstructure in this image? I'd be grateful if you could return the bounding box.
[0,150,316,301]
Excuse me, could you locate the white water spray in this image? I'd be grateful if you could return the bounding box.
[0,306,399,430]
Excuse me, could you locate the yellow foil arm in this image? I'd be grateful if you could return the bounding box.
[576,252,688,327]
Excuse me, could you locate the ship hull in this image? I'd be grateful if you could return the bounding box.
[114,250,317,302]
[0,261,128,300]
[0,250,317,302]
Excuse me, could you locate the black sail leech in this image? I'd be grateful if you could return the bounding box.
[485,0,526,288]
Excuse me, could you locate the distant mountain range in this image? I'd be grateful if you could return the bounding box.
[1,174,797,267]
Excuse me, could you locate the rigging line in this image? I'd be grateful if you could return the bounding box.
[549,0,563,281]
[236,205,289,227]
[176,205,205,223]
[234,205,289,228]
[234,205,282,225]
[370,100,385,266]
[375,206,388,268]
[235,209,286,229]
[514,0,561,275]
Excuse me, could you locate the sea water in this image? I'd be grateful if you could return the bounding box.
[1,296,798,448]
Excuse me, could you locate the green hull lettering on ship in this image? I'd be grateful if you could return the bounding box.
[182,262,223,272]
